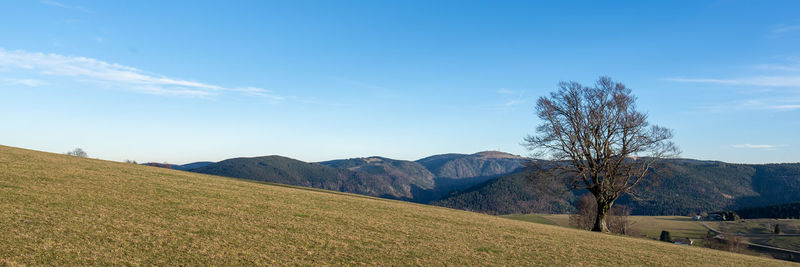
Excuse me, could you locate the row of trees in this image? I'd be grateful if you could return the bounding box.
[736,202,800,219]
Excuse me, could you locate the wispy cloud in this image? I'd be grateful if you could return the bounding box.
[665,60,800,112]
[768,104,800,110]
[41,0,67,8]
[699,98,800,113]
[772,24,800,34]
[665,76,800,87]
[731,144,788,150]
[495,88,527,106]
[754,63,800,72]
[503,99,525,106]
[0,48,284,100]
[496,88,516,95]
[1,78,47,87]
[231,87,286,103]
[41,0,90,13]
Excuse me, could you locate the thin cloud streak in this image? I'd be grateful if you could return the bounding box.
[773,24,800,34]
[699,99,800,113]
[495,88,527,106]
[754,63,800,72]
[665,76,800,87]
[40,0,66,8]
[768,104,800,110]
[2,78,47,87]
[40,0,90,13]
[731,144,788,150]
[496,88,516,95]
[0,48,284,101]
[667,60,800,113]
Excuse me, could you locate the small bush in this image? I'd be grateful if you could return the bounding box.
[660,230,672,242]
[66,148,88,158]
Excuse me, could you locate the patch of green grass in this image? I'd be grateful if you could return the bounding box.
[627,216,710,240]
[0,145,792,266]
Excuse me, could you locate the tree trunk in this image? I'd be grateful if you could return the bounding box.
[592,197,612,232]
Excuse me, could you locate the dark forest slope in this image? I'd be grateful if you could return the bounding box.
[191,156,405,198]
[433,159,800,215]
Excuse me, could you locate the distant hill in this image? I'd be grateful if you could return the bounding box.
[141,161,214,171]
[411,151,530,202]
[192,151,530,203]
[416,151,527,179]
[191,155,405,198]
[433,159,800,216]
[320,156,435,198]
[432,170,575,215]
[174,161,214,171]
[1,144,783,265]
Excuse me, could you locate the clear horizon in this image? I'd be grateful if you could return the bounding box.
[1,1,799,164]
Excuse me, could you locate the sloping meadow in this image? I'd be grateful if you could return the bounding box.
[0,145,790,266]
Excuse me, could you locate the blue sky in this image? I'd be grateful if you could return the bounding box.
[1,1,798,164]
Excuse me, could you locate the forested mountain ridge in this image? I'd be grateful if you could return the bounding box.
[190,152,528,202]
[190,156,405,198]
[319,156,436,198]
[186,152,800,216]
[416,151,527,179]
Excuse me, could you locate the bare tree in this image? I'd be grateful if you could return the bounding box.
[66,148,88,158]
[524,76,679,232]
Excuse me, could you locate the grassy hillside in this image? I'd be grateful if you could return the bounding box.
[505,214,711,240]
[0,145,791,265]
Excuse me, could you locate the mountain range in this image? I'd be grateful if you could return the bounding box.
[171,152,800,216]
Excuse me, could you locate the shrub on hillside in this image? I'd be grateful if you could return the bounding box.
[66,148,88,158]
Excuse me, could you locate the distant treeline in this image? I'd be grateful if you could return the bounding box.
[736,202,800,219]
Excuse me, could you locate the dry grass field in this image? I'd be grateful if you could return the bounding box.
[708,219,800,235]
[708,219,800,252]
[506,214,712,240]
[0,145,793,266]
